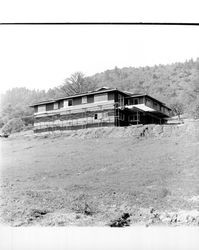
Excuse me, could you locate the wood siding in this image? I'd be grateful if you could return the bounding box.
[33,101,115,133]
[94,93,108,102]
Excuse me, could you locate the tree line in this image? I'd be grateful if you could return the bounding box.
[1,59,199,133]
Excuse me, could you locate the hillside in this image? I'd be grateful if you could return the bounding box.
[1,121,199,226]
[1,59,199,131]
[89,59,199,110]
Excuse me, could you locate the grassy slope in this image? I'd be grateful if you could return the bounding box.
[1,126,199,226]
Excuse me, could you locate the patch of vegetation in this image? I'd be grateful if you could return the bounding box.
[71,194,96,216]
[1,118,24,134]
[109,213,131,227]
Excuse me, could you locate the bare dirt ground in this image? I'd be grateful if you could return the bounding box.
[1,121,199,226]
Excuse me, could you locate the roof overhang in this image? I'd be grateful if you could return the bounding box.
[29,88,128,107]
[122,104,170,118]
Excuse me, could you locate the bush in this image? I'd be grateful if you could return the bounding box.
[0,117,5,128]
[1,118,24,134]
[170,101,184,120]
[190,98,199,119]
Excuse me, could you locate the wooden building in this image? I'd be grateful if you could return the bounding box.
[30,87,171,133]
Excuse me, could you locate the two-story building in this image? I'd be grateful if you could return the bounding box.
[30,87,171,133]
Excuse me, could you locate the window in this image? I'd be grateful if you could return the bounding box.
[108,92,114,101]
[34,106,38,113]
[118,94,124,107]
[46,103,54,111]
[73,97,82,105]
[128,99,134,105]
[68,99,73,106]
[94,114,98,119]
[153,102,158,109]
[58,100,64,109]
[87,95,94,103]
[146,99,153,108]
[119,112,125,121]
[129,113,139,121]
[133,98,139,105]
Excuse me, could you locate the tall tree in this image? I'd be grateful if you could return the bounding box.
[60,72,97,96]
[170,101,184,120]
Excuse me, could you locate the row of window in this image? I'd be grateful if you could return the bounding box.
[127,97,169,114]
[127,98,140,105]
[34,94,170,114]
[118,113,139,122]
[34,93,115,113]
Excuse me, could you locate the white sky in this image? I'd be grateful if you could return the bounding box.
[0,0,199,94]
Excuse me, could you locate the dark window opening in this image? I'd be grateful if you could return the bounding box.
[68,99,73,106]
[133,98,139,105]
[34,106,38,113]
[153,102,158,109]
[87,95,94,103]
[46,103,54,111]
[73,97,82,105]
[129,113,139,122]
[119,112,125,121]
[108,92,114,101]
[128,99,133,105]
[58,100,64,109]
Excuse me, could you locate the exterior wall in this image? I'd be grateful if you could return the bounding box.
[94,93,108,102]
[34,109,115,132]
[64,100,69,108]
[32,90,171,133]
[35,92,112,115]
[38,105,46,113]
[127,96,144,105]
[144,97,170,116]
[33,93,116,133]
[54,102,59,110]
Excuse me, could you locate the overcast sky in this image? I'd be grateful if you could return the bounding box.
[0,25,199,94]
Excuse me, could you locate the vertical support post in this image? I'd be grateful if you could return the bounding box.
[86,108,88,129]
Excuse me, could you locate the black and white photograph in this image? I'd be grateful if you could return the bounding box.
[0,1,199,249]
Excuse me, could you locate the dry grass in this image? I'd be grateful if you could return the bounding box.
[1,124,199,226]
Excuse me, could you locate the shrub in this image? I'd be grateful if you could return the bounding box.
[0,117,4,128]
[190,98,199,119]
[1,118,24,134]
[170,101,184,120]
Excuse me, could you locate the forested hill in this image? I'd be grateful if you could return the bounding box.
[1,59,199,131]
[89,59,199,106]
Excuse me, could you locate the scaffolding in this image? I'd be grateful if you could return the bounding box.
[34,102,117,133]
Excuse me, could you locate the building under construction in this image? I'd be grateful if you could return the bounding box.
[30,87,171,133]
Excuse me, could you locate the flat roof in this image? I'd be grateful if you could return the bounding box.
[30,88,123,107]
[29,87,171,110]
